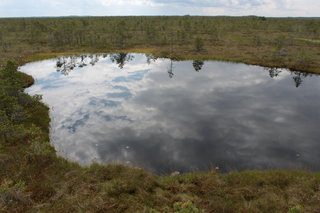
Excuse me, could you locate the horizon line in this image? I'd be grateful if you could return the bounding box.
[1,15,320,19]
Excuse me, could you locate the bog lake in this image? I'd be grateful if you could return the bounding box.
[20,53,320,174]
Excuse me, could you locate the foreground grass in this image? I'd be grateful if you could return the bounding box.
[2,150,320,212]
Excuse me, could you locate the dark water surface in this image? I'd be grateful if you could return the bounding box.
[20,53,320,174]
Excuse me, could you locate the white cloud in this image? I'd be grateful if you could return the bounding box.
[0,0,319,17]
[202,0,320,17]
[0,0,9,6]
[99,0,163,7]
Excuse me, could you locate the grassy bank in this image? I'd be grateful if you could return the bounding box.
[1,16,320,212]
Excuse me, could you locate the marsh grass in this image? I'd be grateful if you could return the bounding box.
[0,16,320,73]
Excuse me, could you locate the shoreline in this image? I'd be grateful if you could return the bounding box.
[1,51,320,212]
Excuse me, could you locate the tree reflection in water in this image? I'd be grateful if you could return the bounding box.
[291,71,312,88]
[267,67,282,78]
[56,55,104,75]
[55,54,315,88]
[167,59,174,78]
[265,67,313,88]
[192,60,204,72]
[145,53,158,65]
[55,53,136,75]
[109,53,134,69]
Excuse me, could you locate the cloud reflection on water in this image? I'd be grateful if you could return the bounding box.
[21,53,320,174]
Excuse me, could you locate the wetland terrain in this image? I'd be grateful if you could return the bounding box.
[1,16,320,212]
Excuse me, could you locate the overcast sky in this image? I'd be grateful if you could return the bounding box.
[0,0,319,18]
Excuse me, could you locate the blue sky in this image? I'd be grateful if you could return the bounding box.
[0,0,319,17]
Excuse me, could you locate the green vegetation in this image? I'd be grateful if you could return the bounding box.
[1,16,320,212]
[0,16,320,73]
[194,37,204,52]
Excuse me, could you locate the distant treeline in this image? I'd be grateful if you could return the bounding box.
[0,16,319,49]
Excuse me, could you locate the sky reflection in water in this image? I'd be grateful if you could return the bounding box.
[20,54,320,174]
